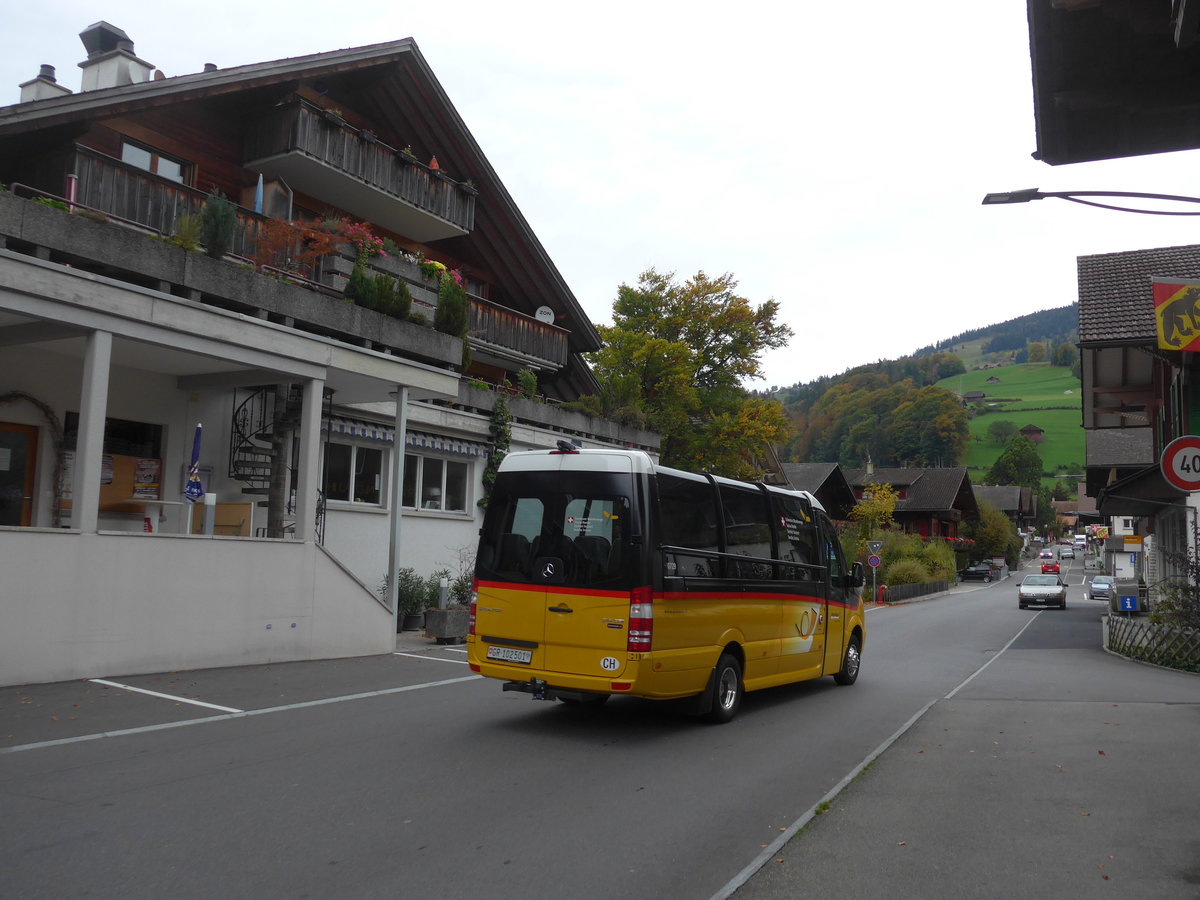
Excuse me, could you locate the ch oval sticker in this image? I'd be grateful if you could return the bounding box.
[600,656,620,671]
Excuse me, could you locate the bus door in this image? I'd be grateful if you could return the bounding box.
[771,491,826,680]
[538,492,633,675]
[475,467,635,676]
[818,513,851,675]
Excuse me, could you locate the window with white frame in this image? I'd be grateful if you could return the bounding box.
[121,140,190,184]
[323,442,384,506]
[403,453,469,512]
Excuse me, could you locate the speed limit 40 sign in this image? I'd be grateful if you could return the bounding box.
[1161,435,1200,492]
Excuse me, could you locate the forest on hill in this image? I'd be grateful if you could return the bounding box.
[773,305,1079,468]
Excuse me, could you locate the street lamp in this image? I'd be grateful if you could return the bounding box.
[981,188,1200,216]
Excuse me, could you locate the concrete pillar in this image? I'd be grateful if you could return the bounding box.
[293,378,324,542]
[72,330,112,532]
[387,386,410,630]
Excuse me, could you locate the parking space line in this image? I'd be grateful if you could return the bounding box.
[394,652,469,665]
[2,674,480,756]
[88,678,244,713]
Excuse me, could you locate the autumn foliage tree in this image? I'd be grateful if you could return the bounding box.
[586,268,793,478]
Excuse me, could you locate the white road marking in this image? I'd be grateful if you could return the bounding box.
[394,651,470,665]
[2,674,480,755]
[88,678,244,713]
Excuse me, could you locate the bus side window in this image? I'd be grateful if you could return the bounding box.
[771,493,819,582]
[720,484,774,580]
[657,472,719,579]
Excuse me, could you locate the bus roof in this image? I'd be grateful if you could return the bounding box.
[497,448,825,512]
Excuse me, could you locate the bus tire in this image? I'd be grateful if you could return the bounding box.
[707,653,743,724]
[833,635,861,686]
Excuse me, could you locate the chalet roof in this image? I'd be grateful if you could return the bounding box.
[973,485,1022,513]
[780,462,855,520]
[842,466,979,519]
[0,36,604,391]
[1019,424,1044,433]
[1077,244,1200,346]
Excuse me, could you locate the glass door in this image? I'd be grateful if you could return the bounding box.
[0,423,38,526]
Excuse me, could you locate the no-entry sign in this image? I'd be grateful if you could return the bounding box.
[1161,435,1200,492]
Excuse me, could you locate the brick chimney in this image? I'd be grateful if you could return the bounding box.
[19,65,73,102]
[77,22,154,91]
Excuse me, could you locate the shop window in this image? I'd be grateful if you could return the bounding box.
[121,140,190,184]
[323,442,384,506]
[403,453,469,512]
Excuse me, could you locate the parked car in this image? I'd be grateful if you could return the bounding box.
[1060,547,1075,559]
[1041,560,1061,575]
[1019,574,1067,609]
[1087,575,1116,602]
[959,563,997,582]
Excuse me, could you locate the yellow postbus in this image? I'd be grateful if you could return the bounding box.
[466,446,866,723]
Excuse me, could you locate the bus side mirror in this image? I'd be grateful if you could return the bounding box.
[848,562,866,589]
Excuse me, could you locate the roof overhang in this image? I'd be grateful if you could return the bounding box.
[1096,464,1189,517]
[1028,0,1200,165]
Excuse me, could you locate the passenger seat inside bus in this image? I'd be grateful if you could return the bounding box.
[574,535,611,579]
[496,533,532,580]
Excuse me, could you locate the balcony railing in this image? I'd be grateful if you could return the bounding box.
[318,252,568,368]
[72,145,272,263]
[60,149,564,369]
[469,295,568,368]
[243,100,475,241]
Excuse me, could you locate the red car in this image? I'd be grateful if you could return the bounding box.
[1041,561,1061,575]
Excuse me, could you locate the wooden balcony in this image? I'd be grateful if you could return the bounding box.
[35,149,560,371]
[469,294,568,369]
[318,252,568,369]
[243,100,475,242]
[72,145,267,260]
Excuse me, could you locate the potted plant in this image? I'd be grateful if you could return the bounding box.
[422,566,472,644]
[384,567,429,632]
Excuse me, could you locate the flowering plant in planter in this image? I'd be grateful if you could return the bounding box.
[342,220,386,266]
[419,258,446,281]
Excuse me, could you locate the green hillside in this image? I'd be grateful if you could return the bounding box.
[935,362,1084,487]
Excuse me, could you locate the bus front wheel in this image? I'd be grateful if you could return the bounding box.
[833,635,861,686]
[707,653,743,724]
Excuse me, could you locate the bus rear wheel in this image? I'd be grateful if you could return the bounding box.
[707,653,743,724]
[833,635,861,686]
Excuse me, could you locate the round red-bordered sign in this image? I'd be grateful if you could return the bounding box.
[1161,435,1200,492]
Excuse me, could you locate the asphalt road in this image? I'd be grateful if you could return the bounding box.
[2,557,1196,899]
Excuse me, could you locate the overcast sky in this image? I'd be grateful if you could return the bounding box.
[6,2,1200,388]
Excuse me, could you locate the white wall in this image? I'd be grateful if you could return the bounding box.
[0,528,394,686]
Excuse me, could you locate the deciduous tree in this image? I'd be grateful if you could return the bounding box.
[587,268,793,476]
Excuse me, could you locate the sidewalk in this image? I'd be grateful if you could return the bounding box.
[729,591,1200,899]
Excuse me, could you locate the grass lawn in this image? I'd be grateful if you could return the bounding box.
[936,363,1085,487]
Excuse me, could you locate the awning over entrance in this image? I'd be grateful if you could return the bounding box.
[326,416,487,457]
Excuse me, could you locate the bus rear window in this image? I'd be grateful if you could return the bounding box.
[477,472,634,589]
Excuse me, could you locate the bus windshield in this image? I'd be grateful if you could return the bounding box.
[477,470,635,590]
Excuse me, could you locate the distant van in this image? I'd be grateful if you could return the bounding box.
[1074,534,1087,548]
[466,447,867,723]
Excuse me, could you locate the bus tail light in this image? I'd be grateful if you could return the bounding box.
[628,585,653,652]
[469,577,478,635]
